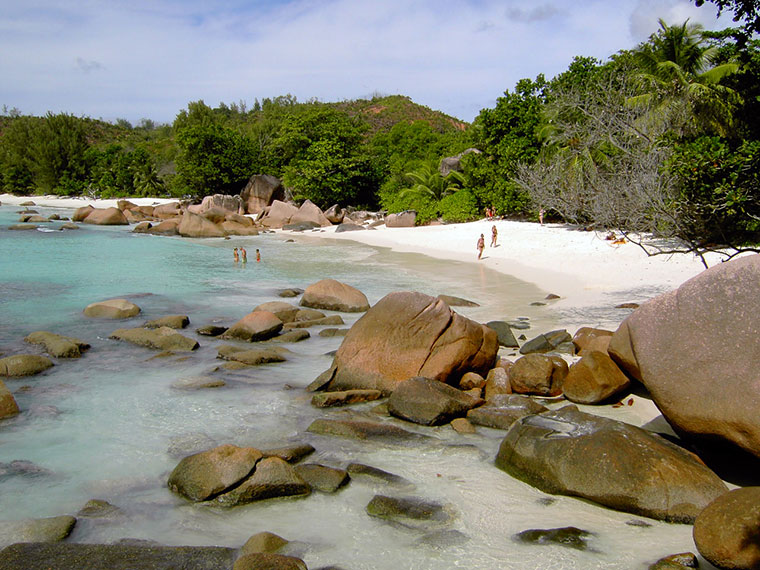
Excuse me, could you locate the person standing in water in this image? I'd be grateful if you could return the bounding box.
[256,249,261,263]
[490,225,498,247]
[233,248,239,263]
[240,247,247,263]
[477,234,485,260]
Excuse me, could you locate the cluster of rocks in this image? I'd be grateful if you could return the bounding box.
[3,239,760,568]
[8,207,79,231]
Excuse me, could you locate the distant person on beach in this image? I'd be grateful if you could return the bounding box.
[490,225,498,247]
[233,248,239,263]
[256,249,261,262]
[477,234,485,260]
[240,247,247,263]
[539,208,545,225]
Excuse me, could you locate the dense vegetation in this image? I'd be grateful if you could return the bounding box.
[2,2,759,256]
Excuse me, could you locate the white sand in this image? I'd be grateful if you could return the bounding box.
[0,193,178,210]
[301,219,720,311]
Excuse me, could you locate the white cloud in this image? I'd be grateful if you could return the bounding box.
[0,0,735,124]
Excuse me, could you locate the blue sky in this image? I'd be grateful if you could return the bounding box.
[0,0,734,124]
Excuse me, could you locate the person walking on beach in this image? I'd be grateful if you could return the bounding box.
[477,234,485,260]
[240,247,247,263]
[490,225,498,247]
[233,248,239,263]
[256,249,261,263]
[539,208,545,225]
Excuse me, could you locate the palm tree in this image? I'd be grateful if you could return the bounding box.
[629,19,739,137]
[400,160,466,202]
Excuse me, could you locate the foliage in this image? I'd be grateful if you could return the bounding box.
[172,101,257,198]
[629,19,740,137]
[694,0,760,42]
[87,145,165,198]
[439,189,480,223]
[468,76,546,215]
[399,161,465,202]
[664,136,760,243]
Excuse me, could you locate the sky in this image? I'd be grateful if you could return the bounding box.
[0,0,735,125]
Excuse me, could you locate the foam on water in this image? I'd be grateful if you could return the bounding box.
[0,204,708,569]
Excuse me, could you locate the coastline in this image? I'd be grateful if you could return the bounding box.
[1,192,718,314]
[287,219,719,312]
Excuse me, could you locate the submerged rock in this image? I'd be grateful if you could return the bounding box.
[24,331,90,358]
[0,516,76,549]
[144,315,190,329]
[366,495,454,530]
[240,531,290,556]
[307,418,426,442]
[514,526,593,551]
[294,464,350,493]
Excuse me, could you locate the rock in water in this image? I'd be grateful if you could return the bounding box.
[693,487,760,570]
[109,326,199,351]
[24,331,90,358]
[608,254,760,459]
[221,311,283,342]
[319,291,498,394]
[495,406,727,522]
[387,377,483,426]
[168,444,263,502]
[83,298,141,319]
[0,381,20,419]
[0,543,235,570]
[300,279,369,312]
[0,355,54,377]
[0,516,76,549]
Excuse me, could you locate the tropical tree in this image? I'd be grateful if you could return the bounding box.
[400,161,465,202]
[629,19,740,137]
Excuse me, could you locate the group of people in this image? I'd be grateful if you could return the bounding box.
[233,247,260,263]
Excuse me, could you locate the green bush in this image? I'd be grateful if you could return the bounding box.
[439,189,479,223]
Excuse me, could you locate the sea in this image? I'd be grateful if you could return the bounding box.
[0,202,708,569]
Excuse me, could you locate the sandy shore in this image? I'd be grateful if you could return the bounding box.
[0,193,177,211]
[298,219,721,312]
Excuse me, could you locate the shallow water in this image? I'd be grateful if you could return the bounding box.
[0,204,708,569]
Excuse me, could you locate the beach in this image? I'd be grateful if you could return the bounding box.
[0,193,729,568]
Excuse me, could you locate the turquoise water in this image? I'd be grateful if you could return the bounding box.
[0,203,705,569]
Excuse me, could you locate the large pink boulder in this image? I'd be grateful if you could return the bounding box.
[608,254,760,458]
[240,174,285,215]
[221,311,283,342]
[83,207,128,225]
[319,291,499,394]
[72,205,94,222]
[178,212,226,238]
[289,200,331,227]
[300,279,369,313]
[260,200,298,228]
[153,202,182,219]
